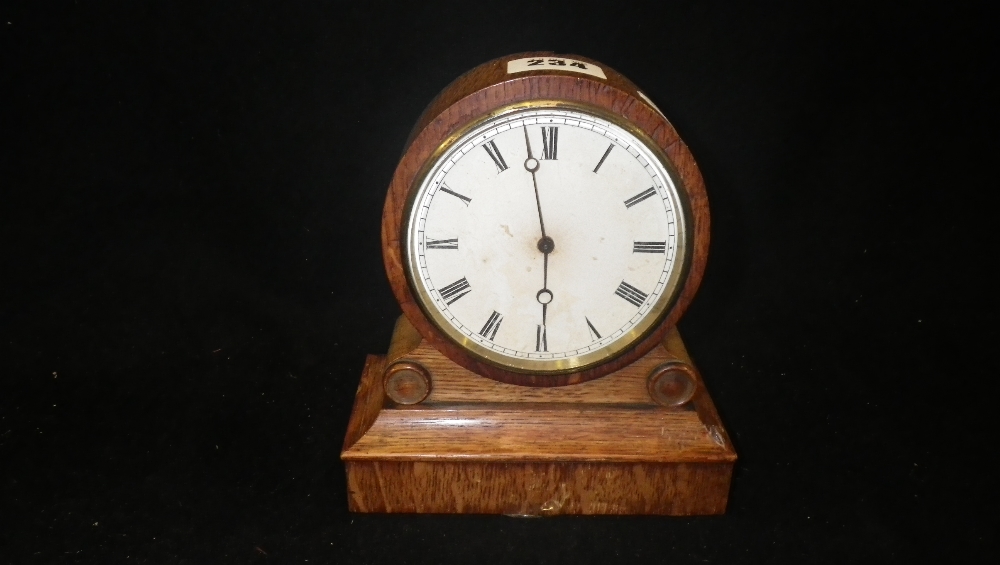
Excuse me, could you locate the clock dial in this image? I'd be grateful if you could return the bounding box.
[405,106,688,373]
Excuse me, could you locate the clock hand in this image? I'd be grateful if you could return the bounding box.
[523,126,556,265]
[524,126,555,352]
[523,126,547,241]
[535,286,553,351]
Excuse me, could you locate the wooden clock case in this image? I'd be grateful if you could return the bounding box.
[341,53,736,515]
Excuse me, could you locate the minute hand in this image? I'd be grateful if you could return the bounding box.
[523,126,547,241]
[523,127,555,282]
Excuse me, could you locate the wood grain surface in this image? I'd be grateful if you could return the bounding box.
[344,405,727,463]
[387,315,683,405]
[382,52,711,387]
[341,320,736,515]
[345,461,733,516]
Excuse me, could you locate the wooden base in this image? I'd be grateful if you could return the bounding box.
[341,317,736,515]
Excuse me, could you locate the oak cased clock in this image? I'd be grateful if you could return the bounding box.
[342,53,735,515]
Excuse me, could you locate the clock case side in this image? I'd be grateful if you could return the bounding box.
[382,52,710,387]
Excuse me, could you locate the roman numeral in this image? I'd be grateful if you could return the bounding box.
[483,140,508,173]
[536,325,547,352]
[541,127,558,160]
[585,317,602,340]
[439,184,471,206]
[593,144,613,173]
[633,241,666,253]
[615,281,648,307]
[426,238,458,250]
[624,187,657,208]
[438,277,471,305]
[480,311,503,340]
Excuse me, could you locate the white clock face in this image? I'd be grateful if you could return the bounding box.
[405,105,688,373]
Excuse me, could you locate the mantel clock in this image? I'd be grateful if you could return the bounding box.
[341,53,735,515]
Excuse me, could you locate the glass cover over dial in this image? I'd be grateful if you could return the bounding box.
[405,105,689,373]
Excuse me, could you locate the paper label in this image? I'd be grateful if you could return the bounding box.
[507,57,607,80]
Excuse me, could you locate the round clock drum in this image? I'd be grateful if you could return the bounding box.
[382,53,709,387]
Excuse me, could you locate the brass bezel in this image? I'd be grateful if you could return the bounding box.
[402,100,693,375]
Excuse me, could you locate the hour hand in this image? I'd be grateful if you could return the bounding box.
[535,289,553,352]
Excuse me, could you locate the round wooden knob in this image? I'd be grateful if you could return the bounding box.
[647,362,697,407]
[383,362,431,405]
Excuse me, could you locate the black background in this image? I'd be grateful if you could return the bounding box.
[1,1,995,563]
